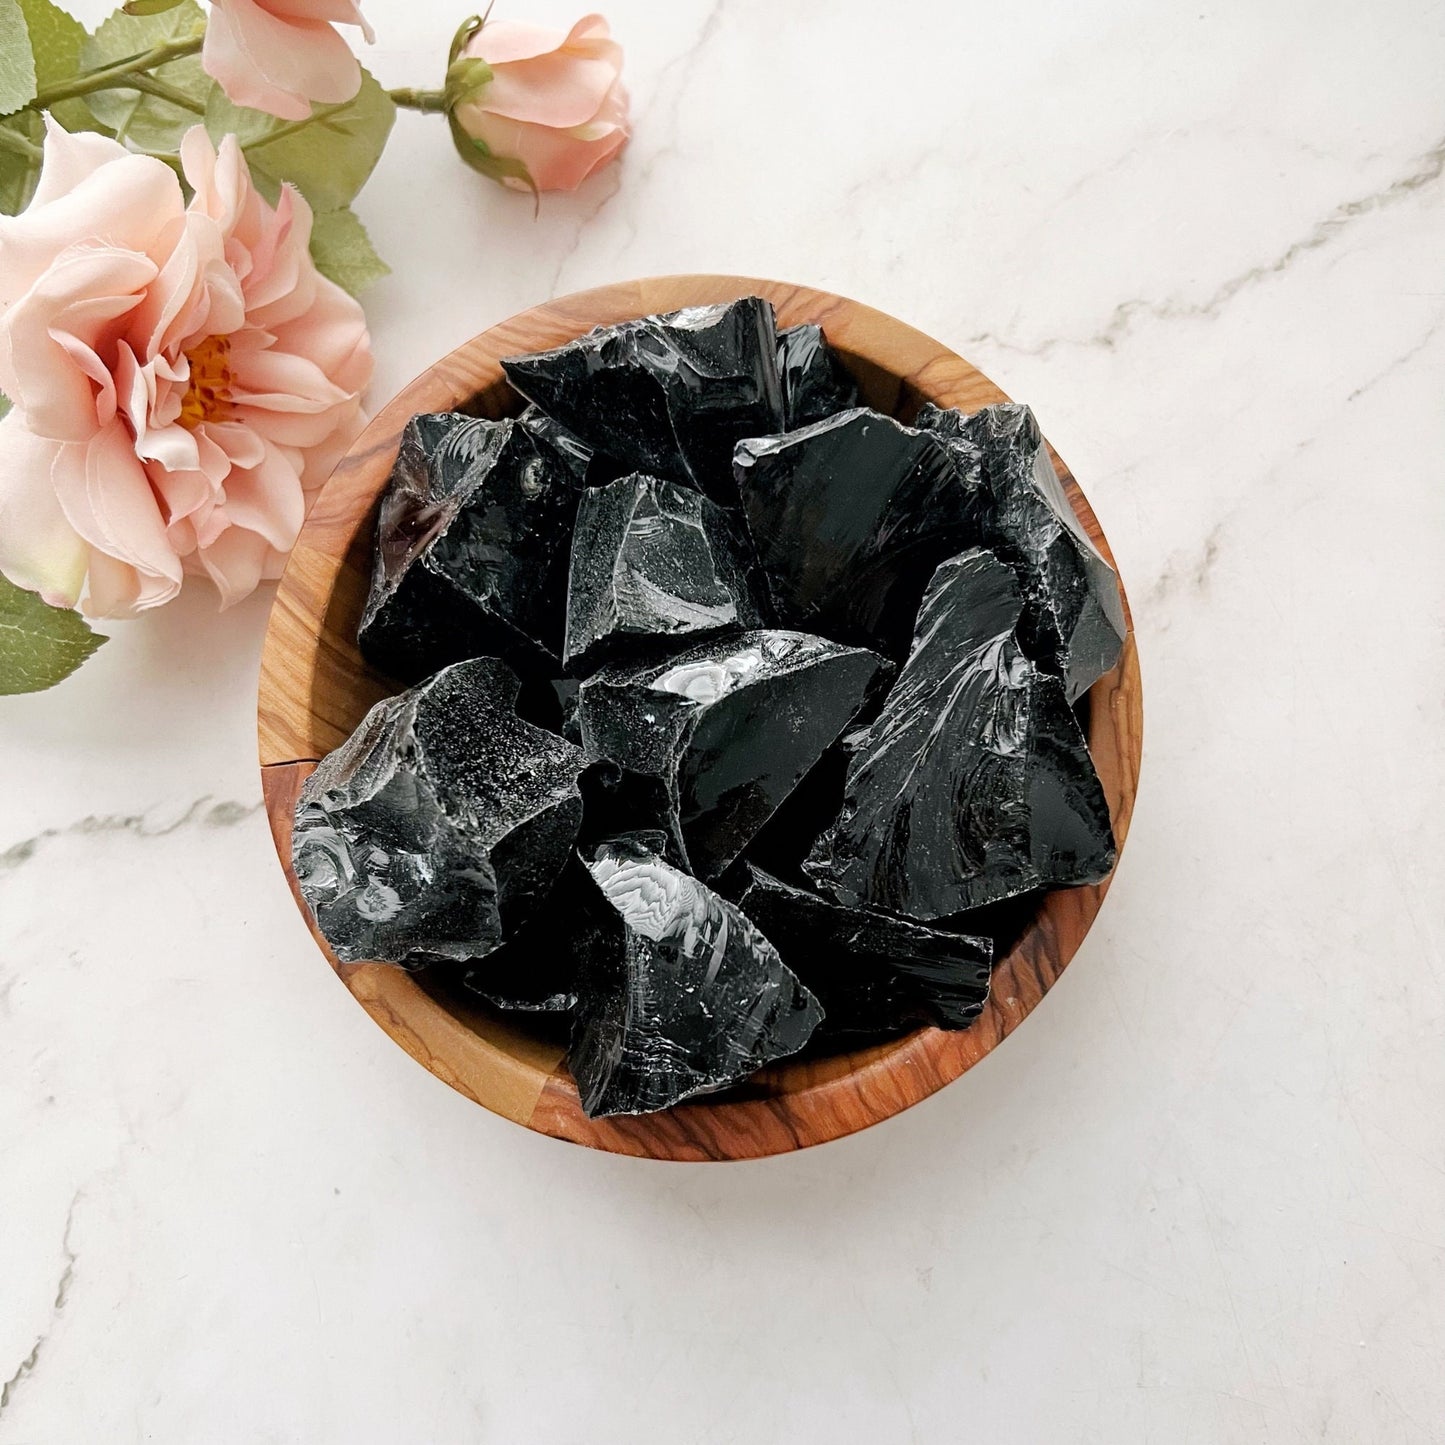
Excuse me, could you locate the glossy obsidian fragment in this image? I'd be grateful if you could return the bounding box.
[357,414,583,683]
[291,658,589,965]
[733,866,993,1037]
[458,856,595,1012]
[567,833,823,1116]
[915,402,1125,702]
[576,629,889,880]
[563,473,765,673]
[517,402,593,480]
[776,323,859,427]
[501,297,784,506]
[733,407,989,658]
[806,549,1115,919]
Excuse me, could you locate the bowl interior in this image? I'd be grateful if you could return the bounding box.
[258,275,1142,1161]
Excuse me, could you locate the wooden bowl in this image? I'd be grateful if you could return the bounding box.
[258,275,1143,1161]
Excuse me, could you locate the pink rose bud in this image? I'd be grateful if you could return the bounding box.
[449,13,629,193]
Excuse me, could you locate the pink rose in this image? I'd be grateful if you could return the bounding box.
[454,13,629,192]
[0,121,372,617]
[204,0,375,122]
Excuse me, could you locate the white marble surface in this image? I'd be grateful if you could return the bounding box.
[3,0,1444,1439]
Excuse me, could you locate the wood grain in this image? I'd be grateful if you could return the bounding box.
[258,274,1144,1161]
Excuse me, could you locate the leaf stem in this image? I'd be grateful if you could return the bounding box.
[388,87,449,113]
[243,100,351,149]
[126,73,205,112]
[0,125,44,162]
[28,34,203,110]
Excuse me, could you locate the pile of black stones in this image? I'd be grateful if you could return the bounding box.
[291,297,1126,1118]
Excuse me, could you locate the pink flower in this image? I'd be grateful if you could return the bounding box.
[454,13,629,192]
[0,121,372,617]
[203,0,374,122]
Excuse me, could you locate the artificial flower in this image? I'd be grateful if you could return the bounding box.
[452,12,629,192]
[0,121,372,616]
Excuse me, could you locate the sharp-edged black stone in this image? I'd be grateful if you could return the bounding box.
[357,414,583,683]
[502,297,784,506]
[733,406,989,658]
[517,401,594,481]
[291,657,589,965]
[915,401,1126,702]
[776,323,859,428]
[567,833,823,1116]
[563,472,765,673]
[457,856,595,1012]
[576,629,889,881]
[733,865,993,1037]
[806,549,1115,919]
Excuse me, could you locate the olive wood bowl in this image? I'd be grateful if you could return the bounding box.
[258,274,1143,1162]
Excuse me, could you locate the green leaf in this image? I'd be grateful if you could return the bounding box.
[80,1,208,153]
[0,573,107,695]
[0,109,42,214]
[309,206,389,297]
[0,0,39,115]
[17,0,93,131]
[0,389,10,419]
[122,0,186,14]
[206,67,395,213]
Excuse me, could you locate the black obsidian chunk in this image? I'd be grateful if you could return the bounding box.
[567,833,823,1116]
[915,402,1126,702]
[564,473,765,673]
[733,407,989,658]
[776,323,858,427]
[517,402,593,481]
[357,414,583,683]
[291,658,589,965]
[576,630,889,881]
[806,550,1115,919]
[734,866,992,1037]
[502,297,784,506]
[458,856,596,1012]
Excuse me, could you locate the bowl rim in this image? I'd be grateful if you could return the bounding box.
[257,273,1143,1162]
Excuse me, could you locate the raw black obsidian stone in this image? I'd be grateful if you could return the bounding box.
[357,414,583,683]
[501,297,785,506]
[563,472,765,673]
[733,866,993,1037]
[915,401,1126,702]
[733,407,989,658]
[806,549,1115,919]
[575,629,889,881]
[291,658,589,965]
[567,833,823,1116]
[457,856,596,1013]
[776,323,859,427]
[517,402,593,480]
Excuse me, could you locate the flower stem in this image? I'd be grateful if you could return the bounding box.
[389,87,449,114]
[28,34,204,110]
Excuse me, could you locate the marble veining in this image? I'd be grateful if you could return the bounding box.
[1,797,262,873]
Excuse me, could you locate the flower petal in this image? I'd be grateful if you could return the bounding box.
[203,0,362,120]
[0,412,88,607]
[50,424,181,586]
[477,51,621,128]
[463,105,629,192]
[466,17,567,65]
